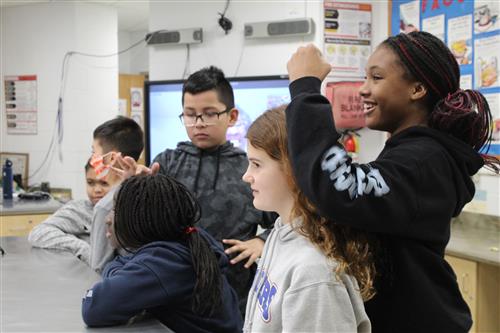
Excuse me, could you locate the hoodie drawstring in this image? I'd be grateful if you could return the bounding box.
[193,150,203,194]
[212,146,221,191]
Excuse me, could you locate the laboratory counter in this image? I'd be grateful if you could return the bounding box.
[1,198,63,237]
[0,197,62,216]
[0,236,173,332]
[447,211,500,266]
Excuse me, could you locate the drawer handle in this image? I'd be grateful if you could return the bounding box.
[462,273,469,294]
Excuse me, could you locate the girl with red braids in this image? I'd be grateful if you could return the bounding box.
[285,31,499,333]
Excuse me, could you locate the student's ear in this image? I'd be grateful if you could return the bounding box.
[410,82,428,101]
[227,108,239,127]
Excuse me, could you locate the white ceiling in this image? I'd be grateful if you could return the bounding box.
[0,0,149,32]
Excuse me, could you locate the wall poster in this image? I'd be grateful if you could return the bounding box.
[4,75,38,135]
[324,1,372,78]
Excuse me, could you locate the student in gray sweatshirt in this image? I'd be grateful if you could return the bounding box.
[89,116,144,272]
[28,161,111,263]
[242,106,375,332]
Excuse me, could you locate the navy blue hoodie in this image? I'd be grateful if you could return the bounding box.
[82,228,242,333]
[153,141,276,314]
[286,77,484,333]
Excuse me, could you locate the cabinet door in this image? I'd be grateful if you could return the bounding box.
[476,263,500,333]
[0,214,49,237]
[446,255,478,333]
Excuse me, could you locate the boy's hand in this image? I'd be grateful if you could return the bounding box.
[287,44,332,83]
[222,237,265,269]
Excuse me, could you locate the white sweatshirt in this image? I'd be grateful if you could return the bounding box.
[244,217,371,333]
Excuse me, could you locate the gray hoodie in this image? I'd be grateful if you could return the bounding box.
[153,140,275,313]
[244,217,371,333]
[89,185,119,272]
[28,199,92,263]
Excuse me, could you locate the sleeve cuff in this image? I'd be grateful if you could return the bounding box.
[289,76,322,99]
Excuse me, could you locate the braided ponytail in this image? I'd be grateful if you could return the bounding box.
[114,174,223,316]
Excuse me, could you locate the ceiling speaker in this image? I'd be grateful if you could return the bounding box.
[244,18,314,39]
[146,28,203,45]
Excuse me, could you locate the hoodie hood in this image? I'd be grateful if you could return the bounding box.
[175,141,246,193]
[385,126,484,216]
[135,227,230,271]
[176,140,246,158]
[273,217,303,242]
[386,126,484,175]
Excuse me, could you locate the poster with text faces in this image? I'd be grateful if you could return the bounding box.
[324,1,372,78]
[484,93,500,156]
[448,14,473,65]
[474,1,499,34]
[474,35,499,89]
[399,0,420,33]
[422,14,445,41]
[130,87,144,129]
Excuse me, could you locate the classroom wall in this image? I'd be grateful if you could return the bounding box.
[0,3,118,200]
[118,30,149,75]
[148,0,389,164]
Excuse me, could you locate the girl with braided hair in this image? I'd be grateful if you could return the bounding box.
[82,174,242,333]
[285,31,500,333]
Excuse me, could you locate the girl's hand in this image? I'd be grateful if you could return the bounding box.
[287,44,332,83]
[113,154,138,180]
[114,156,160,180]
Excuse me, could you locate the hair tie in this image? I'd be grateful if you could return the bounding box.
[185,226,197,235]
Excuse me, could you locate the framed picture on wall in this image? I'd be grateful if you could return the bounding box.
[0,152,29,188]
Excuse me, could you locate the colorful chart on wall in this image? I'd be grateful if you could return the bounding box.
[391,0,500,157]
[324,1,372,78]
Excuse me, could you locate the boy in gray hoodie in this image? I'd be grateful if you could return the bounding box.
[89,116,144,272]
[152,66,275,314]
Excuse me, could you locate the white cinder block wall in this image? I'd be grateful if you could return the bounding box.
[1,2,119,200]
[119,30,149,74]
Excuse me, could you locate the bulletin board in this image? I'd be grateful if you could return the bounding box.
[390,0,500,156]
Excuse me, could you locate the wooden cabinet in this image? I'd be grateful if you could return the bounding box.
[119,73,146,165]
[446,255,500,333]
[0,214,49,237]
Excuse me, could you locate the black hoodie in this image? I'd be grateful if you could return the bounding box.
[286,77,483,333]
